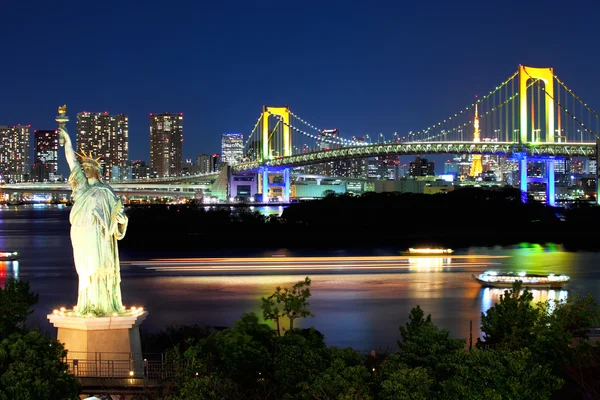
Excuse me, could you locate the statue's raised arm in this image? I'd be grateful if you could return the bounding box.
[58,127,79,172]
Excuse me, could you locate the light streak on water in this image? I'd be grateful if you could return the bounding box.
[121,255,506,274]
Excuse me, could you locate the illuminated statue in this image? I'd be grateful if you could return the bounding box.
[58,125,128,316]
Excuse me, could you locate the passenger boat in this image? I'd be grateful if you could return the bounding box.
[473,271,570,289]
[0,251,19,261]
[401,248,454,256]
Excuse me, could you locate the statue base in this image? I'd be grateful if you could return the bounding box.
[47,310,148,377]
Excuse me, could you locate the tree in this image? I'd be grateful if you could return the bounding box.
[261,277,314,333]
[478,282,539,349]
[379,367,433,400]
[0,279,39,336]
[213,313,275,389]
[273,331,327,398]
[396,305,465,373]
[0,331,79,400]
[261,294,282,337]
[441,348,562,400]
[301,347,374,400]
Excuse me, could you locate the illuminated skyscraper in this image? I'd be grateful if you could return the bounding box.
[76,111,129,179]
[149,112,184,177]
[31,129,59,182]
[221,133,244,165]
[0,125,30,182]
[469,104,483,177]
[409,156,435,177]
[197,153,221,173]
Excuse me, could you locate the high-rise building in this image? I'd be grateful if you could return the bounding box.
[409,156,435,177]
[149,112,184,177]
[0,125,31,182]
[130,160,158,180]
[197,153,221,173]
[221,133,244,165]
[31,129,59,182]
[76,111,129,179]
[210,154,220,172]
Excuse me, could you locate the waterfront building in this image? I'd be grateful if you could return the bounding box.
[150,112,183,177]
[0,124,30,182]
[409,156,435,177]
[130,160,158,180]
[31,129,59,182]
[221,133,244,165]
[197,154,221,173]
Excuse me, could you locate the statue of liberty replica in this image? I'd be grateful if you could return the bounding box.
[57,105,128,316]
[49,106,146,371]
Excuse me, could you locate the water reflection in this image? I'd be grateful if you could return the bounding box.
[408,257,449,272]
[479,287,568,315]
[0,260,18,286]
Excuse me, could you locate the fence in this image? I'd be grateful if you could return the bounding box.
[64,352,176,380]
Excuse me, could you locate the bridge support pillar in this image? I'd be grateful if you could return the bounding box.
[283,168,290,203]
[545,160,555,207]
[519,155,528,203]
[259,167,291,203]
[261,168,269,203]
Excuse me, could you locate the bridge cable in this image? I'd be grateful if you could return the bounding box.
[398,70,519,141]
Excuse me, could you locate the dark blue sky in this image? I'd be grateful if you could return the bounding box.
[2,0,599,173]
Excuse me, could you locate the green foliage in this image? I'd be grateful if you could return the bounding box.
[0,331,79,400]
[273,331,327,397]
[396,305,465,373]
[478,282,539,349]
[533,293,599,366]
[0,278,39,336]
[213,313,275,388]
[162,282,599,400]
[478,283,600,396]
[261,277,314,334]
[301,347,373,400]
[379,367,433,400]
[441,348,563,400]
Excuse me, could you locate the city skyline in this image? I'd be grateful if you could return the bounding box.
[3,1,600,172]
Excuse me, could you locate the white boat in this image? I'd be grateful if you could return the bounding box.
[0,251,19,261]
[473,270,569,289]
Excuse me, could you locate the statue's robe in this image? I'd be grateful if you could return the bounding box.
[69,165,128,315]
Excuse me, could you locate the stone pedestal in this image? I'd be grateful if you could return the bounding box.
[47,311,148,377]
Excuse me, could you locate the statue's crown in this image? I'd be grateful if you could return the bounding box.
[76,150,105,168]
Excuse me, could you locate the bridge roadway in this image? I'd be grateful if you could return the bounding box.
[232,141,597,172]
[0,173,355,197]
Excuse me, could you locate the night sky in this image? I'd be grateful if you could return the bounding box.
[2,0,599,174]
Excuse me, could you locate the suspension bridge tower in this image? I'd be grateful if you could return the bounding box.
[517,65,556,206]
[469,103,483,177]
[260,106,292,202]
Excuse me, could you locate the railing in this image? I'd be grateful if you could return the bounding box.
[64,352,176,381]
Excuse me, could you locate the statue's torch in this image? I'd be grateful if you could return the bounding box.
[56,104,69,146]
